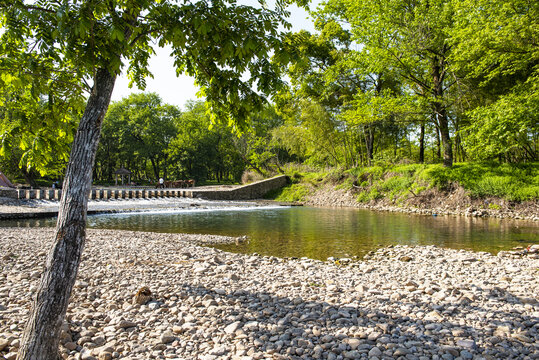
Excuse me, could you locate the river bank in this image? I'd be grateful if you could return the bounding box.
[1,228,537,360]
[305,184,539,221]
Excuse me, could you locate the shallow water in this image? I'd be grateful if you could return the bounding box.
[1,204,536,260]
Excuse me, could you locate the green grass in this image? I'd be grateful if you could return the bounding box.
[349,161,538,202]
[418,162,538,201]
[268,161,539,203]
[265,183,311,202]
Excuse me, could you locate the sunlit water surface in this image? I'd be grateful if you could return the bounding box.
[1,205,536,260]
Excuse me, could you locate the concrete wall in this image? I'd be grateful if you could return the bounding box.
[0,189,17,199]
[191,175,289,200]
[7,175,289,201]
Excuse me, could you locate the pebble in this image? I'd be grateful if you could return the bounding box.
[0,228,537,360]
[0,339,9,351]
[159,331,175,344]
[368,347,382,357]
[456,339,476,349]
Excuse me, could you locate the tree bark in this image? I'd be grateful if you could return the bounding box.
[431,55,453,167]
[437,108,453,167]
[150,157,160,181]
[364,125,375,165]
[17,68,116,360]
[419,122,425,163]
[435,124,441,161]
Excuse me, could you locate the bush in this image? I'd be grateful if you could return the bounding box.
[241,171,264,184]
[357,187,383,202]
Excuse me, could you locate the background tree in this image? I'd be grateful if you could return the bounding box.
[232,104,286,176]
[451,0,538,162]
[315,0,460,166]
[96,93,179,182]
[168,100,245,183]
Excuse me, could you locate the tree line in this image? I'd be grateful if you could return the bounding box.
[272,0,537,168]
[94,93,292,185]
[2,0,537,188]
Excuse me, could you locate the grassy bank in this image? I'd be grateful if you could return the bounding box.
[267,162,539,204]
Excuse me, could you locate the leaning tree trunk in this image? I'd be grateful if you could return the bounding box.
[17,68,116,360]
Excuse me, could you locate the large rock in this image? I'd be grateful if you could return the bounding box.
[160,331,175,344]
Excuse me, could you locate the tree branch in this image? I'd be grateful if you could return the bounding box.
[22,4,56,14]
[388,49,431,91]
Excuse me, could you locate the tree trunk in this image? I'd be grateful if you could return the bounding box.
[419,122,425,163]
[364,125,374,165]
[163,156,168,181]
[431,55,452,167]
[437,110,453,167]
[150,157,160,181]
[19,165,37,188]
[436,125,441,161]
[17,68,116,360]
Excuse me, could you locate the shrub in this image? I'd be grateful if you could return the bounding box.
[356,187,383,202]
[488,203,501,210]
[241,171,264,184]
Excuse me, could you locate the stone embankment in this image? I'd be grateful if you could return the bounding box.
[306,185,539,221]
[1,228,537,360]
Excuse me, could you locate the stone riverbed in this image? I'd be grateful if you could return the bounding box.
[0,228,537,360]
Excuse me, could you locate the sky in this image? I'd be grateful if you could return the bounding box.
[111,1,321,109]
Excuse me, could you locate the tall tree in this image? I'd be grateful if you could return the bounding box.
[317,0,459,166]
[451,0,538,162]
[0,0,300,358]
[167,100,244,182]
[232,104,286,176]
[100,93,179,180]
[275,26,370,167]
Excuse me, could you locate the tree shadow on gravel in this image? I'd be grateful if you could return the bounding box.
[172,283,537,359]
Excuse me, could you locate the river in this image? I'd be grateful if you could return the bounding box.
[1,203,536,260]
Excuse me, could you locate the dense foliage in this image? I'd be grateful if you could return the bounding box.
[93,95,291,185]
[273,0,537,168]
[1,0,537,191]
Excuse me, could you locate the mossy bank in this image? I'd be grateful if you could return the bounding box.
[267,162,539,220]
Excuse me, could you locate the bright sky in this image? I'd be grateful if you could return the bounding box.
[111,1,321,109]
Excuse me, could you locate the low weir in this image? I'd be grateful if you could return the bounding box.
[1,175,289,202]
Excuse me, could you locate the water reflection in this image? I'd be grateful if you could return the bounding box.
[0,206,536,260]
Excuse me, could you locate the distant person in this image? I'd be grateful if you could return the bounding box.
[159,177,164,189]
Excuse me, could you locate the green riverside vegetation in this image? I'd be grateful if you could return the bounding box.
[269,162,539,204]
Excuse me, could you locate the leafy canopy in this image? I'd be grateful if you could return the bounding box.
[0,0,307,171]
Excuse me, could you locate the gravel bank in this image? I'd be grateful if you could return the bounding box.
[305,185,539,221]
[1,228,537,360]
